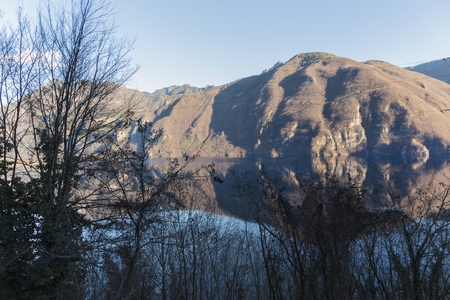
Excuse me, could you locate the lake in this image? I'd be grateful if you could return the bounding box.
[174,154,450,219]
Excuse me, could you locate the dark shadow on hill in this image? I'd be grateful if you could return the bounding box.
[278,69,308,99]
[209,75,268,155]
[151,97,182,124]
[359,91,385,153]
[323,67,359,124]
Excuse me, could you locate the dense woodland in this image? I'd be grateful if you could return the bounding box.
[0,0,449,299]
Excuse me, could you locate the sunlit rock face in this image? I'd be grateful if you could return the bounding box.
[106,53,450,159]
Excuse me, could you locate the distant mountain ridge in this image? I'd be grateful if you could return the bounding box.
[406,59,450,84]
[152,84,213,97]
[110,83,213,113]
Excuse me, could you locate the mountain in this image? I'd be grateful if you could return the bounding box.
[118,52,450,159]
[407,59,450,84]
[13,53,450,215]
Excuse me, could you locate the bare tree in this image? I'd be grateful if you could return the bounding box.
[82,117,223,299]
[0,0,136,297]
[359,181,450,300]
[0,9,53,298]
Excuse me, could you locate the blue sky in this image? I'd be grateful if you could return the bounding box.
[3,0,450,92]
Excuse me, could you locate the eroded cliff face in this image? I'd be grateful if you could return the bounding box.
[114,53,450,159]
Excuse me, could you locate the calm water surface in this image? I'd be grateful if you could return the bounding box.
[151,154,450,219]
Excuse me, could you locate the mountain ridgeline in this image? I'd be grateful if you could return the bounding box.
[407,59,450,85]
[114,53,450,160]
[110,83,213,112]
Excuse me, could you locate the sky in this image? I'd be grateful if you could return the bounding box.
[2,0,450,93]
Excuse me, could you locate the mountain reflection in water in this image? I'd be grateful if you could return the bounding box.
[150,155,450,220]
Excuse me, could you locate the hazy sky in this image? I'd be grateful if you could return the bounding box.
[3,0,450,92]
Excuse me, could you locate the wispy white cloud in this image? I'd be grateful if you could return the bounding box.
[1,49,60,64]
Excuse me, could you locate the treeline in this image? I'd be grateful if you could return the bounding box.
[78,170,450,300]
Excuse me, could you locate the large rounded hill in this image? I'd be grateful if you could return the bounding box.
[120,52,450,159]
